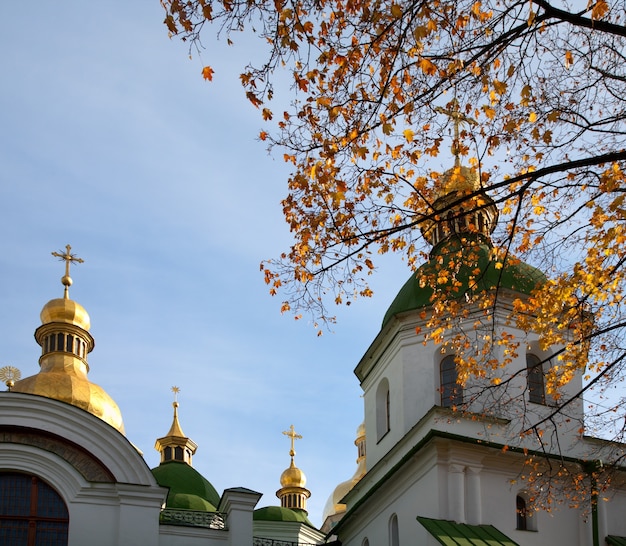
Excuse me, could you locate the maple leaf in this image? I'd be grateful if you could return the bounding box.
[202,66,214,81]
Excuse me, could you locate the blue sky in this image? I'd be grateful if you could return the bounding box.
[0,1,414,524]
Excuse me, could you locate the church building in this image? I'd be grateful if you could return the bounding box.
[0,246,325,546]
[3,154,626,545]
[321,158,626,545]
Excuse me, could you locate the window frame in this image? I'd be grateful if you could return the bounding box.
[440,355,463,408]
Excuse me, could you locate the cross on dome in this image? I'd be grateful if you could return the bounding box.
[434,98,477,166]
[51,244,84,299]
[282,424,302,458]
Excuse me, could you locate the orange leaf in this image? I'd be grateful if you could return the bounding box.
[419,58,437,76]
[202,66,214,81]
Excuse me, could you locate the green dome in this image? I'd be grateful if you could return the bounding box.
[253,506,314,526]
[382,235,546,327]
[151,461,220,510]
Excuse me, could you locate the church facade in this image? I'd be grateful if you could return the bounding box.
[322,164,626,545]
[0,246,325,546]
[3,158,626,545]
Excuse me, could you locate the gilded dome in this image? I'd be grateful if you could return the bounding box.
[436,164,480,199]
[322,423,367,527]
[280,460,307,488]
[13,367,125,433]
[12,246,125,434]
[40,297,91,331]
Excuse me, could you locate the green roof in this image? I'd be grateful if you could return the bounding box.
[607,537,626,546]
[253,506,314,526]
[383,236,546,327]
[417,516,520,546]
[151,461,220,510]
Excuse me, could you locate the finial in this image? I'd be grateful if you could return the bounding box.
[51,245,84,299]
[434,98,477,166]
[0,366,21,391]
[171,385,180,411]
[282,424,302,459]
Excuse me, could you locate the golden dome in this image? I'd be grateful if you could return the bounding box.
[13,363,125,433]
[280,459,307,488]
[40,297,91,331]
[12,245,125,435]
[322,423,367,529]
[436,164,480,200]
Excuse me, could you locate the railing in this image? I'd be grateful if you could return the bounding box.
[252,537,317,546]
[159,508,226,529]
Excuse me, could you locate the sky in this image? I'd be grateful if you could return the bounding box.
[0,1,414,525]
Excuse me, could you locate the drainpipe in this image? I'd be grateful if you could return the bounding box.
[583,460,601,546]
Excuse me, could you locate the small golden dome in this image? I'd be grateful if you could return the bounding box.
[321,422,367,529]
[436,165,480,200]
[40,298,91,330]
[356,421,366,440]
[280,459,307,488]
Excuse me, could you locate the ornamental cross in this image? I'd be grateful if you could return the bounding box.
[434,98,477,165]
[171,386,180,402]
[51,244,84,298]
[282,424,302,457]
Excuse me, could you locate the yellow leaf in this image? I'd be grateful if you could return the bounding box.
[404,129,415,142]
[483,106,496,119]
[565,50,574,68]
[493,79,507,95]
[528,112,537,123]
[391,4,403,17]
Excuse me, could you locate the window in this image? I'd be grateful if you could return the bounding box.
[440,356,463,407]
[0,473,69,546]
[516,495,528,530]
[527,354,546,404]
[389,514,399,546]
[376,379,390,441]
[362,539,370,546]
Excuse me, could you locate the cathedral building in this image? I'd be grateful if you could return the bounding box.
[0,246,325,546]
[321,160,626,545]
[3,155,626,545]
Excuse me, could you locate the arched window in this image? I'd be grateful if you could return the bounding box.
[362,538,370,546]
[0,473,69,546]
[527,354,546,405]
[389,513,399,546]
[440,356,463,407]
[376,378,390,441]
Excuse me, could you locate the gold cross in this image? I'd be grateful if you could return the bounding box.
[434,98,477,165]
[282,424,302,457]
[51,244,84,298]
[171,386,180,402]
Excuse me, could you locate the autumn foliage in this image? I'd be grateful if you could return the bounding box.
[161,0,626,505]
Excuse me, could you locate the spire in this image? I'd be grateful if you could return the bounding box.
[277,425,311,513]
[155,387,198,466]
[11,246,125,434]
